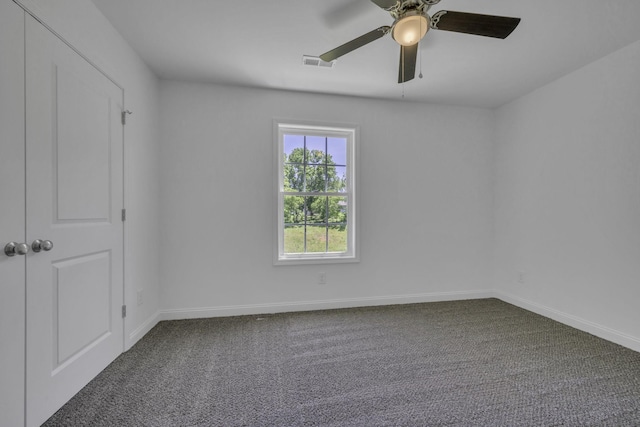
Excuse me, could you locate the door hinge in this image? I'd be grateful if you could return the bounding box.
[122,305,127,318]
[121,110,132,125]
[121,209,126,221]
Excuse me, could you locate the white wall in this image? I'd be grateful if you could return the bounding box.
[16,0,162,348]
[159,81,495,317]
[494,39,640,350]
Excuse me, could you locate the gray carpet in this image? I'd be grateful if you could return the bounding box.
[43,298,640,426]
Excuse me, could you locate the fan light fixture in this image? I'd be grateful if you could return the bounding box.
[318,2,521,84]
[392,11,429,46]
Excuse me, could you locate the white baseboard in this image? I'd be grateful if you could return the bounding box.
[127,310,161,350]
[135,290,640,355]
[496,291,640,353]
[159,290,495,321]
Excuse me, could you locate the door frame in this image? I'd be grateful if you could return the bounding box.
[0,3,27,426]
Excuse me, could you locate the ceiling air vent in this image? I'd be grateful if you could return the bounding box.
[302,55,335,68]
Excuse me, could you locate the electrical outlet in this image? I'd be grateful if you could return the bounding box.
[136,290,144,306]
[318,272,326,285]
[517,272,525,285]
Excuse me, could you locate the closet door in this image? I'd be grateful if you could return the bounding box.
[0,3,26,427]
[25,15,125,427]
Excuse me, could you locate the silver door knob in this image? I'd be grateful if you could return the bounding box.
[32,239,54,253]
[4,242,29,257]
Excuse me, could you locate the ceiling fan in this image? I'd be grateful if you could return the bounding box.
[319,0,521,83]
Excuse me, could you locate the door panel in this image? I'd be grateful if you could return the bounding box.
[56,65,112,221]
[25,15,124,427]
[54,251,112,367]
[0,3,26,427]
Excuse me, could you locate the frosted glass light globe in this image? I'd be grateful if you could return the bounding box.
[392,13,429,46]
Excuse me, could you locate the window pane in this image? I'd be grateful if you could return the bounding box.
[327,196,347,224]
[306,196,326,224]
[283,196,305,224]
[306,136,326,163]
[283,163,305,192]
[284,136,305,192]
[305,165,326,192]
[328,195,347,253]
[327,165,347,192]
[284,225,304,253]
[284,135,304,159]
[306,148,326,165]
[327,137,347,167]
[327,224,348,252]
[305,225,328,253]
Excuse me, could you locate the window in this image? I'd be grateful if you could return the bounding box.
[275,121,358,265]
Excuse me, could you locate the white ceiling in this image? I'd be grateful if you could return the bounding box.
[91,0,640,108]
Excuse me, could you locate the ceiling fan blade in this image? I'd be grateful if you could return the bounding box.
[398,43,418,84]
[320,26,390,62]
[370,0,398,10]
[431,11,521,39]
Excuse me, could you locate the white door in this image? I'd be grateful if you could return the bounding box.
[0,3,26,427]
[25,15,125,427]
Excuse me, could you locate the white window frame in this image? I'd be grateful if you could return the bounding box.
[274,120,359,265]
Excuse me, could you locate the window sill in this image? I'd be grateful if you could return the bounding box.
[274,253,359,266]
